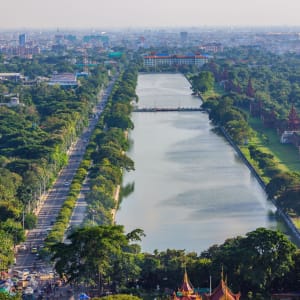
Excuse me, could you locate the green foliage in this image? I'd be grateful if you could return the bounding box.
[203,95,253,144]
[190,71,214,94]
[203,228,296,296]
[277,188,300,214]
[248,145,281,177]
[0,219,25,245]
[51,225,144,292]
[0,293,21,300]
[0,60,109,250]
[266,173,296,199]
[24,213,37,229]
[83,66,137,227]
[0,229,15,269]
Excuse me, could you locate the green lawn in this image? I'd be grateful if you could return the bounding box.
[247,116,300,173]
[202,84,300,172]
[239,145,271,184]
[291,217,300,230]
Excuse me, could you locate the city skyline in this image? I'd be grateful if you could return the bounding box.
[1,0,300,29]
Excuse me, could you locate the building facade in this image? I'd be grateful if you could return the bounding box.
[143,54,209,68]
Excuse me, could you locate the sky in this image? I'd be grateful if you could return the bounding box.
[2,0,300,29]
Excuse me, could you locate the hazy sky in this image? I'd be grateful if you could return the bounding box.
[2,0,300,29]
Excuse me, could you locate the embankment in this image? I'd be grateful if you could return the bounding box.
[220,126,300,244]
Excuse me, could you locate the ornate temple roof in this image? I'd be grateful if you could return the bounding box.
[204,279,241,300]
[171,270,202,300]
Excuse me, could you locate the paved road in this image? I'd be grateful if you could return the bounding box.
[14,76,118,272]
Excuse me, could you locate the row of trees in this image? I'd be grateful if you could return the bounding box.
[203,47,300,118]
[194,47,300,216]
[43,63,139,250]
[46,63,142,296]
[85,64,138,225]
[50,225,298,299]
[0,53,109,269]
[201,92,254,145]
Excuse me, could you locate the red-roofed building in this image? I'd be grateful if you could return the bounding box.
[203,279,241,300]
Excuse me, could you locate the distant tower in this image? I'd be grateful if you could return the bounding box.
[180,31,188,44]
[19,33,26,47]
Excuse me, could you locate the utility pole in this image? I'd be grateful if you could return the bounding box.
[22,210,25,230]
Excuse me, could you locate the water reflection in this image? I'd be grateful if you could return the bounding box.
[120,182,135,200]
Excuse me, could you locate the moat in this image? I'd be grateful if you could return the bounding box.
[116,73,281,253]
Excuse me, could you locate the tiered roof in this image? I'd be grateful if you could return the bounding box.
[171,270,202,300]
[172,270,241,300]
[203,279,241,300]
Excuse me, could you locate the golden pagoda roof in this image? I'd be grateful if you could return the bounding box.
[171,270,202,300]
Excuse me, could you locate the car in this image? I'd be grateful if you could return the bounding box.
[64,181,70,186]
[20,244,27,251]
[31,247,37,254]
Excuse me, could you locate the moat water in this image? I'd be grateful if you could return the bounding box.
[116,73,281,254]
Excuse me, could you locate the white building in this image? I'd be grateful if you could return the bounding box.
[143,54,209,68]
[48,73,78,87]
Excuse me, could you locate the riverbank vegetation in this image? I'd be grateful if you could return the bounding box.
[85,65,137,225]
[189,46,300,227]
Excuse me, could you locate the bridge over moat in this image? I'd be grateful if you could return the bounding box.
[133,107,204,112]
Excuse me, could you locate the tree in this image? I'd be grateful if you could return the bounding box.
[207,228,297,296]
[240,228,296,293]
[24,213,37,230]
[0,219,25,245]
[265,173,295,199]
[225,119,253,144]
[0,230,15,270]
[51,225,144,293]
[191,71,214,94]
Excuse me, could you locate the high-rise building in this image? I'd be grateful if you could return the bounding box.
[180,31,188,43]
[19,34,26,47]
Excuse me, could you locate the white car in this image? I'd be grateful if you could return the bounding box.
[20,244,26,251]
